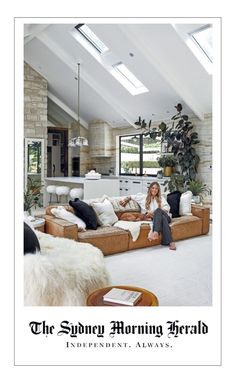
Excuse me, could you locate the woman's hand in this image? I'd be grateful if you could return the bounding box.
[145,212,154,219]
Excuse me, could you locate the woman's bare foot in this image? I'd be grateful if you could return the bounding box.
[148,231,159,241]
[169,242,176,250]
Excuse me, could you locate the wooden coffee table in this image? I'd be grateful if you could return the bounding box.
[86,285,159,306]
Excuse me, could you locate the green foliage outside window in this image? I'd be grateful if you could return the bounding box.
[121,160,159,173]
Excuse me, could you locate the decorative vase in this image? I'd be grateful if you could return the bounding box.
[163,166,173,177]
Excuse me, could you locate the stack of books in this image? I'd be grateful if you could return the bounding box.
[103,288,142,306]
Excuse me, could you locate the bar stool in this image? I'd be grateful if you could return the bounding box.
[69,188,83,200]
[46,185,57,204]
[55,186,70,203]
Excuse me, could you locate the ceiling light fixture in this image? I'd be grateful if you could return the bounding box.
[68,63,88,148]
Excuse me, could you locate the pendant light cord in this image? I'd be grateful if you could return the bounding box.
[77,63,80,132]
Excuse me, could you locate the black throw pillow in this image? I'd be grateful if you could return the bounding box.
[167,191,181,218]
[24,222,41,255]
[69,199,98,230]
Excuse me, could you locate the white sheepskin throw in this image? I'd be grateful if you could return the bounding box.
[24,231,110,306]
[114,220,152,241]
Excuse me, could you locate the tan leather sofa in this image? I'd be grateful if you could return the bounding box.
[43,202,210,256]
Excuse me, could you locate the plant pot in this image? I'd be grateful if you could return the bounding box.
[24,210,31,217]
[163,166,173,177]
[192,195,201,204]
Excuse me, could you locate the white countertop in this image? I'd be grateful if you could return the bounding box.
[119,176,169,181]
[44,177,119,183]
[44,176,169,183]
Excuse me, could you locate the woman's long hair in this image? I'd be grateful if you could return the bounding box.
[145,181,161,210]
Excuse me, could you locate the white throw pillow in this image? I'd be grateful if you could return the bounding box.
[51,206,86,230]
[83,194,108,206]
[179,191,193,216]
[91,199,118,226]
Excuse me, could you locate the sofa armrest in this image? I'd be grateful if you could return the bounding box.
[44,215,78,241]
[191,205,210,234]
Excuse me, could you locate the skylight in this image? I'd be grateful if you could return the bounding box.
[75,24,109,54]
[190,25,213,63]
[111,62,149,96]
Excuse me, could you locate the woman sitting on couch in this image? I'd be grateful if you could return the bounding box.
[120,181,176,251]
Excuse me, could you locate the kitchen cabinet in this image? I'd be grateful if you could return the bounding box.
[119,178,131,196]
[119,177,169,196]
[130,180,142,194]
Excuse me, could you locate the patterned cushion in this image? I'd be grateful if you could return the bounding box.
[109,196,140,213]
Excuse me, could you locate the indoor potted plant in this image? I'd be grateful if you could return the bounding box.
[187,179,210,203]
[24,177,42,215]
[158,103,200,181]
[158,155,177,177]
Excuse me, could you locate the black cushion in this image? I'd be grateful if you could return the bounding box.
[167,191,181,218]
[24,222,41,255]
[69,199,98,230]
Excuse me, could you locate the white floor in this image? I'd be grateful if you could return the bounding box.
[104,227,212,306]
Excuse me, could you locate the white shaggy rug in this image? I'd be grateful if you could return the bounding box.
[24,231,110,306]
[104,228,212,306]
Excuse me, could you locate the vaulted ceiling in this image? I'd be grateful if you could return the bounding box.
[24,22,212,128]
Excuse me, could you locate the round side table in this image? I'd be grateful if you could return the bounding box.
[86,285,159,306]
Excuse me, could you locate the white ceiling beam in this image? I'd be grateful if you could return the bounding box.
[37,31,136,128]
[118,25,205,120]
[48,91,88,129]
[24,24,50,45]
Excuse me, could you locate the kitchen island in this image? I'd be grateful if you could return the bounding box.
[43,177,119,206]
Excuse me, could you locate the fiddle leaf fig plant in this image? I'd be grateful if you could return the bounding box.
[159,103,200,181]
[163,173,187,193]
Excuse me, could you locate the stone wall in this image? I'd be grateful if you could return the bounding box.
[24,62,48,179]
[192,114,212,192]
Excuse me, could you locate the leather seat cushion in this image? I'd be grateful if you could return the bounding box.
[78,226,129,256]
[171,216,203,241]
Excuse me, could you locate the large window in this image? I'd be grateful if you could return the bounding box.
[119,134,161,176]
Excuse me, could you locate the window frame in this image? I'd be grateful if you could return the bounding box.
[74,24,109,54]
[119,133,160,177]
[189,24,213,63]
[112,62,149,96]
